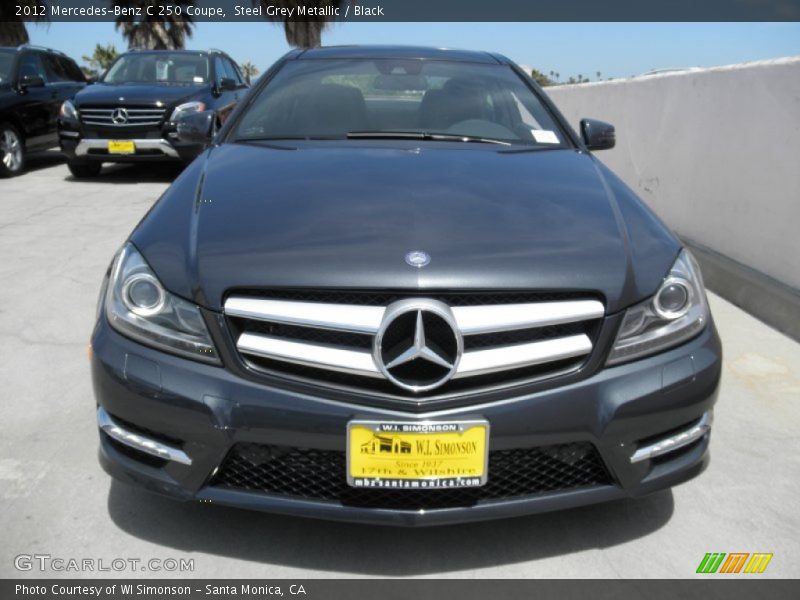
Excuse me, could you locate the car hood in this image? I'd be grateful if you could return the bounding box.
[132,142,680,313]
[73,82,204,106]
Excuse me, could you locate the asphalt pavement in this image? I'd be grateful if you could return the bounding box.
[1,154,798,578]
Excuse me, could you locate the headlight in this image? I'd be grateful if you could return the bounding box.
[607,249,708,365]
[104,243,220,364]
[169,101,206,122]
[60,100,78,120]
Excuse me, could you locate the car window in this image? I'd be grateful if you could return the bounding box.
[103,53,209,85]
[214,57,228,85]
[18,52,48,83]
[62,57,86,82]
[224,59,243,86]
[233,58,567,146]
[43,54,71,82]
[0,51,13,83]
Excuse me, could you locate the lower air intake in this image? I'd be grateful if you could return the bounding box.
[211,442,613,510]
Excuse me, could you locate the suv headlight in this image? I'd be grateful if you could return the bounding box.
[169,101,206,122]
[607,249,709,365]
[60,100,78,120]
[104,243,220,364]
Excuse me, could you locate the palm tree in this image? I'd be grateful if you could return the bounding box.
[82,44,119,78]
[254,0,347,48]
[0,1,46,46]
[240,61,259,81]
[113,1,195,50]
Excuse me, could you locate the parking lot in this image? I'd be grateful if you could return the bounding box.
[1,153,799,578]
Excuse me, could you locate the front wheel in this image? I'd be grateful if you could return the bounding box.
[67,161,102,178]
[0,123,25,177]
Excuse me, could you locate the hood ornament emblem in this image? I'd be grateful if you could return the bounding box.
[405,250,430,268]
[111,107,129,125]
[373,299,462,392]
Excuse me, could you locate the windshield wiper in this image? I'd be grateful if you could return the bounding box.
[346,131,512,146]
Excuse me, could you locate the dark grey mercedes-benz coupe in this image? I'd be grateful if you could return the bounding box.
[91,45,721,526]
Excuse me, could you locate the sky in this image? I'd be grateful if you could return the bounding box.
[27,21,800,80]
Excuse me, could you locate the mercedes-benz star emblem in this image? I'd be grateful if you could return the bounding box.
[374,299,462,393]
[404,250,431,268]
[111,108,129,125]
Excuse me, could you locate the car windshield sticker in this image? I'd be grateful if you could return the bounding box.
[532,129,559,144]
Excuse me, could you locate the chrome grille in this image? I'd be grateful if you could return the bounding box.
[78,106,167,127]
[225,291,604,399]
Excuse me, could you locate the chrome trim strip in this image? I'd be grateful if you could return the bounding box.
[81,121,162,127]
[452,300,604,334]
[97,407,191,466]
[454,334,593,378]
[59,130,80,138]
[237,332,383,378]
[630,411,713,464]
[225,297,385,334]
[75,139,179,158]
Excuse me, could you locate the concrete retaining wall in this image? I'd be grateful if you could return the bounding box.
[546,57,800,293]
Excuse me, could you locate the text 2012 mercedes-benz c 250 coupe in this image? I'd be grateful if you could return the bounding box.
[91,46,721,526]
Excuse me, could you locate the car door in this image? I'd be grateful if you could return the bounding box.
[14,51,55,151]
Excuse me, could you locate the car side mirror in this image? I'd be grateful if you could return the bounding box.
[176,111,216,144]
[19,74,45,89]
[219,77,237,92]
[580,118,616,151]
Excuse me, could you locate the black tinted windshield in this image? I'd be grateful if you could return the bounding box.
[102,52,209,85]
[0,50,14,83]
[233,59,567,146]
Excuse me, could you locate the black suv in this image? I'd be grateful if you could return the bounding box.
[59,49,248,178]
[0,44,87,177]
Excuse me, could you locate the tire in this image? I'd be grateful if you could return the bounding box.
[0,123,25,177]
[67,161,102,178]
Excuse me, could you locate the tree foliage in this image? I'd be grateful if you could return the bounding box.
[529,68,554,87]
[113,1,194,50]
[254,0,347,48]
[0,1,47,46]
[240,61,259,80]
[82,43,119,77]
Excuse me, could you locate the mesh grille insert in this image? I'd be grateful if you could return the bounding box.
[211,442,613,510]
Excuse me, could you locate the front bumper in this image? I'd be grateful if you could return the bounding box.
[58,120,202,163]
[91,316,721,526]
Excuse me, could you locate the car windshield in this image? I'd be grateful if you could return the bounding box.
[0,50,13,83]
[102,52,209,85]
[233,58,568,146]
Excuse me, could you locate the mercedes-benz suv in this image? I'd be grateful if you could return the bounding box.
[58,48,248,177]
[91,46,721,526]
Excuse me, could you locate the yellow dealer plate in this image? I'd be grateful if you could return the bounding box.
[347,420,489,489]
[107,140,135,154]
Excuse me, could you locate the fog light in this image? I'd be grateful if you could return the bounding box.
[122,273,165,317]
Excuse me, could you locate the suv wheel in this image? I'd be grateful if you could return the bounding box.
[68,161,102,178]
[0,123,25,177]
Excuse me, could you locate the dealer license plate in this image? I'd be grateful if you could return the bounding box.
[347,420,489,489]
[107,140,135,154]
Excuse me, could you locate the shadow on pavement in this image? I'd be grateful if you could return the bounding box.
[66,162,184,184]
[107,480,674,576]
[24,150,66,172]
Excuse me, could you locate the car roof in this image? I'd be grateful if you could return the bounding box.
[295,45,505,64]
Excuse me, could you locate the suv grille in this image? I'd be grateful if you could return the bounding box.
[79,105,167,127]
[211,442,613,510]
[224,290,604,399]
